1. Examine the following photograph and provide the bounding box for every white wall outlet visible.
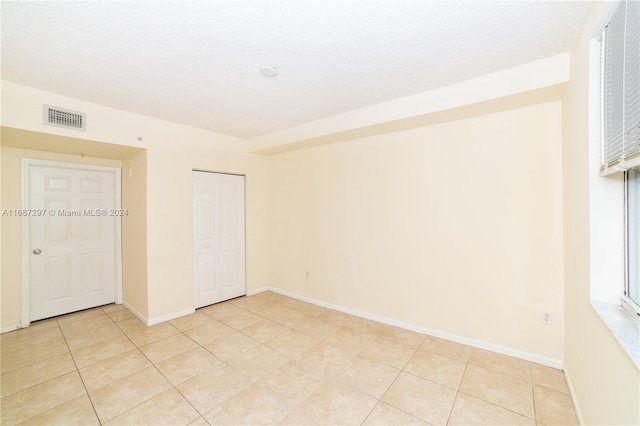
[171,227,178,238]
[329,273,336,283]
[305,270,310,279]
[541,311,553,325]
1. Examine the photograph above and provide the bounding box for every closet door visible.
[193,171,245,308]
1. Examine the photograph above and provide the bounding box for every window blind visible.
[601,0,640,176]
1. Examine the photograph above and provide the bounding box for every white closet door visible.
[193,171,245,308]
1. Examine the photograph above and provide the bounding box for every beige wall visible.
[268,101,565,362]
[562,2,640,424]
[0,82,270,326]
[0,146,121,327]
[121,150,148,318]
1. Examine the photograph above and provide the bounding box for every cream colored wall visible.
[268,101,565,361]
[121,150,148,318]
[0,146,121,327]
[1,82,270,326]
[562,2,640,424]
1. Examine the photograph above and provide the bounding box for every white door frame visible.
[21,158,123,328]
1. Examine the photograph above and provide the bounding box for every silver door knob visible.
[33,248,42,255]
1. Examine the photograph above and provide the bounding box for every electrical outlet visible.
[305,270,310,279]
[541,311,553,325]
[329,273,336,283]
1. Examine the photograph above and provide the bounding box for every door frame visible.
[192,169,247,308]
[21,158,123,327]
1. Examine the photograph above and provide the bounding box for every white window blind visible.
[601,0,640,176]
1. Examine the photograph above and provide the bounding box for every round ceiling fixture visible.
[260,65,278,77]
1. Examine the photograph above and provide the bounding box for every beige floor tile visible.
[56,307,105,325]
[0,317,59,340]
[1,337,69,373]
[469,348,532,381]
[359,337,418,369]
[203,383,289,425]
[169,312,216,332]
[227,344,290,379]
[0,352,76,398]
[219,310,264,330]
[71,334,136,369]
[272,310,313,329]
[381,371,457,425]
[0,326,63,354]
[336,355,401,399]
[420,335,473,362]
[139,333,199,363]
[79,348,151,392]
[115,317,148,335]
[200,301,243,319]
[533,384,579,425]
[328,326,378,352]
[532,364,569,394]
[104,388,200,425]
[88,366,171,423]
[291,316,341,337]
[363,401,428,425]
[380,326,426,347]
[404,349,467,390]
[59,313,113,336]
[299,379,378,425]
[265,330,321,357]
[228,295,270,310]
[65,323,123,350]
[106,308,136,323]
[0,371,86,425]
[242,319,290,342]
[258,359,327,408]
[278,410,317,425]
[202,332,260,361]
[449,393,535,425]
[459,364,534,418]
[155,346,222,385]
[126,322,180,347]
[188,417,210,425]
[295,341,357,372]
[253,291,288,303]
[177,364,252,413]
[183,321,235,345]
[101,303,126,313]
[19,394,99,426]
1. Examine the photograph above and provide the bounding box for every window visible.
[600,0,639,175]
[626,167,640,311]
[601,1,640,315]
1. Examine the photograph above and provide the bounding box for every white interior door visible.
[26,161,120,322]
[193,171,245,308]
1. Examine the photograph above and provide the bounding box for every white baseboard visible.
[147,307,195,326]
[269,287,564,369]
[247,287,269,296]
[122,301,149,325]
[122,301,195,326]
[1,324,21,334]
[563,366,584,425]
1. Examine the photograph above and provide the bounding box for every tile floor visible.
[0,291,578,425]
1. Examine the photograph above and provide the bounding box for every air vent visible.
[43,105,86,131]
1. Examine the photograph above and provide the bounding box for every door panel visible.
[193,171,245,308]
[28,163,118,321]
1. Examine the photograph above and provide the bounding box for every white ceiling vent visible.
[43,105,86,131]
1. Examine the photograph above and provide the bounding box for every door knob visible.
[33,248,42,255]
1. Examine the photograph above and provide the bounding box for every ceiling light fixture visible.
[260,66,278,77]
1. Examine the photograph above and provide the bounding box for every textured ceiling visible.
[1,1,591,139]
